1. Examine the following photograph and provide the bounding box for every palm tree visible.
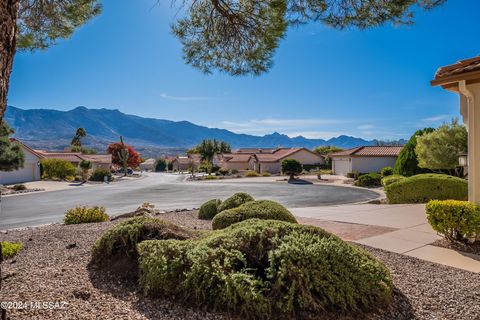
[71,128,87,147]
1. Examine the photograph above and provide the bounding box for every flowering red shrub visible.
[107,142,141,168]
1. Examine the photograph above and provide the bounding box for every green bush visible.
[244,170,260,177]
[89,168,113,182]
[385,174,467,204]
[218,168,229,176]
[394,128,434,176]
[155,159,167,172]
[204,175,218,180]
[230,169,239,174]
[426,200,480,242]
[261,172,271,177]
[381,175,405,187]
[355,173,382,187]
[1,241,23,259]
[198,199,222,220]
[64,206,110,225]
[217,192,254,212]
[41,158,77,180]
[91,217,196,276]
[380,166,394,177]
[212,200,297,230]
[138,219,392,319]
[12,184,26,191]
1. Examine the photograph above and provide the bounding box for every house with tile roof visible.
[329,146,403,176]
[0,139,43,185]
[220,148,325,174]
[35,150,112,174]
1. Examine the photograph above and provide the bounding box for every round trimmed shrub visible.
[381,174,405,187]
[89,168,113,182]
[426,200,480,242]
[217,192,254,212]
[385,174,467,204]
[198,199,222,220]
[138,219,392,319]
[64,206,109,225]
[380,166,394,177]
[212,200,297,230]
[355,173,382,187]
[1,241,23,259]
[91,217,197,276]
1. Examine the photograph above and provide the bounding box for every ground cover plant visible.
[1,241,22,259]
[138,219,392,319]
[385,174,467,204]
[91,217,197,276]
[212,200,297,230]
[64,206,110,225]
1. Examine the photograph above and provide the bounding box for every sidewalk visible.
[291,204,480,273]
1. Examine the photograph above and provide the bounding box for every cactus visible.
[118,136,130,176]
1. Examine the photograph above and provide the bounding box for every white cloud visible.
[421,114,450,122]
[357,124,374,130]
[160,92,212,101]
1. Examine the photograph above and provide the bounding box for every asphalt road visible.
[0,173,378,230]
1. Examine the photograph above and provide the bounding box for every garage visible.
[0,140,42,185]
[332,158,351,176]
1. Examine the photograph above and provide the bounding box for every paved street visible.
[0,173,378,229]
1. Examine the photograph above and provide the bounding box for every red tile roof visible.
[330,146,403,157]
[431,56,480,87]
[35,151,112,164]
[235,148,277,154]
[222,154,252,163]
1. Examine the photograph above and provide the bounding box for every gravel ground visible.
[433,238,480,256]
[1,211,480,320]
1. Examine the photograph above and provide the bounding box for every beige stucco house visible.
[35,151,112,174]
[0,139,43,185]
[330,146,403,176]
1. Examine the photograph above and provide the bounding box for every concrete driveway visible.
[0,173,378,230]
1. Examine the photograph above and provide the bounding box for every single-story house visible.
[35,151,112,173]
[220,148,325,174]
[330,146,403,176]
[0,139,43,185]
[171,156,193,172]
[139,158,156,171]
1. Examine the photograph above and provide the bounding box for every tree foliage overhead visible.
[173,0,446,75]
[394,127,434,176]
[17,0,102,50]
[416,119,467,171]
[0,121,25,172]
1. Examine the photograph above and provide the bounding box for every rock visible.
[66,243,77,249]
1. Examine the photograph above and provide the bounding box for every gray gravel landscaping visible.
[1,210,479,319]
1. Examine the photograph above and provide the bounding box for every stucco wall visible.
[351,157,397,173]
[260,162,281,174]
[0,145,41,185]
[224,161,250,171]
[284,150,325,165]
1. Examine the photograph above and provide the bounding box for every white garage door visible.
[333,159,351,176]
[0,164,37,185]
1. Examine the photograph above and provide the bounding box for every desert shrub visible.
[230,169,239,174]
[1,241,23,259]
[380,166,394,177]
[198,199,222,220]
[12,184,26,191]
[261,172,271,177]
[212,200,297,230]
[64,206,109,225]
[138,219,392,319]
[385,174,467,204]
[89,168,113,182]
[204,175,218,180]
[217,192,254,212]
[426,200,480,242]
[381,175,405,187]
[245,170,260,177]
[281,159,302,179]
[41,158,77,180]
[218,168,229,176]
[155,159,167,172]
[346,172,356,179]
[355,173,382,187]
[91,217,196,276]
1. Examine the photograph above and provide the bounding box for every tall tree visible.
[0,121,24,171]
[416,119,467,174]
[71,127,87,147]
[106,138,141,170]
[0,0,101,122]
[394,127,435,176]
[195,139,231,173]
[173,0,446,75]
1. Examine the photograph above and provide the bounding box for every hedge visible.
[355,173,382,187]
[426,200,480,242]
[381,175,405,187]
[385,174,467,204]
[198,199,222,220]
[138,219,392,319]
[212,200,297,230]
[217,192,254,212]
[91,217,197,276]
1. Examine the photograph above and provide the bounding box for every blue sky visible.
[8,0,479,140]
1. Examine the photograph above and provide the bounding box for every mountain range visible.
[4,106,404,155]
